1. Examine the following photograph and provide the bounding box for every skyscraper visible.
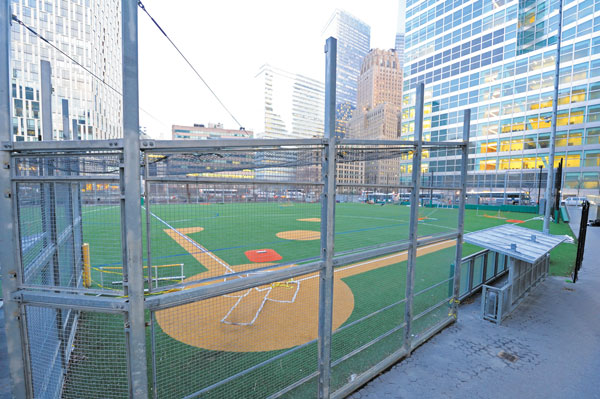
[401,0,600,199]
[348,49,403,185]
[10,0,122,141]
[251,64,324,182]
[253,64,324,139]
[322,9,371,137]
[395,0,406,68]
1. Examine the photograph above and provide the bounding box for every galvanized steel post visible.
[318,36,337,399]
[0,2,29,397]
[452,109,470,316]
[143,151,160,398]
[61,99,70,140]
[121,0,149,397]
[543,0,564,234]
[41,60,53,141]
[404,83,424,352]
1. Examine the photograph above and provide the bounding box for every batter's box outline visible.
[221,272,300,326]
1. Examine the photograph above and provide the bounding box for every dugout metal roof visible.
[464,224,567,264]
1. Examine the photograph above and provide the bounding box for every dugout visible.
[464,225,566,324]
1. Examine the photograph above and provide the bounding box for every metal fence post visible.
[452,109,470,316]
[0,2,29,397]
[404,82,424,352]
[41,61,53,141]
[143,151,160,398]
[318,36,337,399]
[543,0,564,234]
[121,0,149,397]
[61,99,70,140]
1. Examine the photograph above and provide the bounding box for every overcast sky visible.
[138,0,400,139]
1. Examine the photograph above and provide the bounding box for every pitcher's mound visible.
[245,249,282,263]
[276,230,320,241]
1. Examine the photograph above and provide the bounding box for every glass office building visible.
[395,0,407,68]
[10,0,122,141]
[322,9,371,137]
[252,64,325,140]
[400,0,600,199]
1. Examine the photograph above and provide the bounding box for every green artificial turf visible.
[8,201,579,398]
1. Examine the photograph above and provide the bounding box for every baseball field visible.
[56,200,576,398]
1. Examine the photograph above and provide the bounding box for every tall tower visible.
[10,0,122,141]
[349,49,403,186]
[356,49,403,115]
[395,0,406,68]
[253,64,324,139]
[322,9,371,138]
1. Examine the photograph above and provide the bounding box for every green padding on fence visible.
[560,207,569,223]
[464,204,539,213]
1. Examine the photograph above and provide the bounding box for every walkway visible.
[351,208,600,399]
[0,305,10,399]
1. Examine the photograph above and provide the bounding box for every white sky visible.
[138,0,400,139]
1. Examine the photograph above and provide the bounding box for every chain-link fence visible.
[1,127,478,398]
[0,16,480,395]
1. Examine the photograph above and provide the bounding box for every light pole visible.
[538,165,543,206]
[543,0,564,234]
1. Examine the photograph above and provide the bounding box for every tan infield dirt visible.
[276,230,321,241]
[156,227,456,352]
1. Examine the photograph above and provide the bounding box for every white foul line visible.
[145,207,235,274]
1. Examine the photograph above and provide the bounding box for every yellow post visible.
[82,243,91,288]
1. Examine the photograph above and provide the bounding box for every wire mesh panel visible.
[411,243,456,337]
[144,147,322,184]
[405,187,459,338]
[81,182,123,292]
[14,154,123,292]
[330,253,406,393]
[143,147,324,291]
[334,146,409,254]
[61,311,129,398]
[24,306,128,399]
[151,270,320,398]
[4,135,470,399]
[17,183,50,286]
[25,305,64,398]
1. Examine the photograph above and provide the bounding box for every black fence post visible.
[572,201,590,283]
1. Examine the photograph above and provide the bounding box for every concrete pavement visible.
[0,305,10,399]
[350,209,600,399]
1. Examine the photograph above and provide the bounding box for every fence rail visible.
[2,117,474,399]
[0,18,476,398]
